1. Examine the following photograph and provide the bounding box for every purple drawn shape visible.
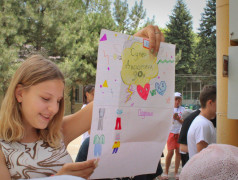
[100,34,107,41]
[158,76,160,79]
[171,56,173,58]
[100,85,102,88]
[108,67,110,71]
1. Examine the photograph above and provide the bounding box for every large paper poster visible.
[87,29,175,179]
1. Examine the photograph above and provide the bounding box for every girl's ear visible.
[15,84,24,103]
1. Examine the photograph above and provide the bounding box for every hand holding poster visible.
[87,29,175,179]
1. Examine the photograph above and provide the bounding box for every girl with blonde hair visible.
[0,55,97,179]
[0,25,164,179]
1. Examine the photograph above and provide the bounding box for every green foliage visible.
[113,0,146,34]
[0,0,148,99]
[165,0,194,75]
[0,1,26,95]
[56,0,116,87]
[195,0,216,78]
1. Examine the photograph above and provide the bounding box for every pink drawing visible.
[166,97,171,104]
[100,34,107,41]
[100,85,102,88]
[108,67,110,71]
[137,83,150,100]
[158,76,160,79]
[131,103,134,107]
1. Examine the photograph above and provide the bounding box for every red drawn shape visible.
[100,34,107,41]
[137,83,150,100]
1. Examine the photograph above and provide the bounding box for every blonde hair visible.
[0,55,65,148]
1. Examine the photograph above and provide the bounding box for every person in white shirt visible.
[187,85,216,159]
[162,92,185,180]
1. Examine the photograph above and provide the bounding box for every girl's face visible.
[16,79,64,131]
[86,90,94,103]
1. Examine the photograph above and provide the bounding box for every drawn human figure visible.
[97,108,105,130]
[93,135,105,157]
[112,141,120,154]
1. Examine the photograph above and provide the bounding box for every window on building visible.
[183,82,201,100]
[75,84,83,103]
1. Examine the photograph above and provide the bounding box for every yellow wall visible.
[216,0,238,146]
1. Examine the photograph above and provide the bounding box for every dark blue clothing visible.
[75,137,90,162]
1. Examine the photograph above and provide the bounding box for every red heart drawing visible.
[137,83,150,100]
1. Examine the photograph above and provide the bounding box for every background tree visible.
[113,0,146,34]
[165,0,194,91]
[195,0,216,78]
[0,1,26,96]
[57,0,116,112]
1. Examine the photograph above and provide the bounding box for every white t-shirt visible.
[187,115,216,159]
[170,106,185,134]
[81,104,90,144]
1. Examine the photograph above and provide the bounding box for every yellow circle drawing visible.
[121,42,158,86]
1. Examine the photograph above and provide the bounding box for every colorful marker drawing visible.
[102,80,108,88]
[120,41,158,100]
[125,85,135,103]
[87,29,176,179]
[137,83,150,100]
[112,141,120,154]
[157,59,174,64]
[155,81,167,96]
[143,39,150,49]
[115,132,121,141]
[98,108,105,130]
[93,135,105,157]
[150,89,156,96]
[117,109,123,115]
[100,34,107,41]
[115,117,121,130]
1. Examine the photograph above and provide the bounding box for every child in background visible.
[0,25,165,179]
[162,92,185,180]
[81,85,95,144]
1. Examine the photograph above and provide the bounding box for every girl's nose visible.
[48,102,59,115]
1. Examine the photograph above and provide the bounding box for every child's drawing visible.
[88,29,175,179]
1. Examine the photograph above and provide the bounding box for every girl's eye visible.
[41,97,49,101]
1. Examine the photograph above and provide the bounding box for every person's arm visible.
[55,159,97,179]
[173,113,183,124]
[134,25,165,56]
[196,140,208,153]
[0,150,11,180]
[180,144,188,153]
[62,102,93,147]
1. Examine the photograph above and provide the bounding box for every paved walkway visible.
[67,137,182,180]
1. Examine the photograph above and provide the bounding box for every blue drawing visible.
[155,81,167,96]
[117,109,123,115]
[93,135,105,157]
